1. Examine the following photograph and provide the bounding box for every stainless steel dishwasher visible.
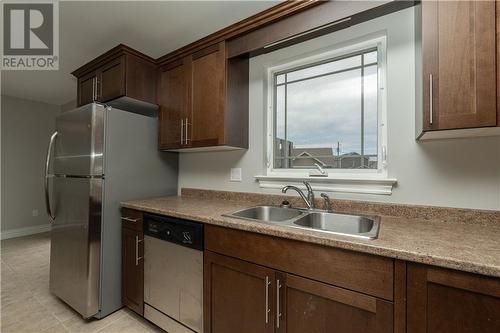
[143,213,203,333]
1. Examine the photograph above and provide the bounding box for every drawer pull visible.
[121,217,140,223]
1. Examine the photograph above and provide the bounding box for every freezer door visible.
[49,176,102,318]
[54,103,105,176]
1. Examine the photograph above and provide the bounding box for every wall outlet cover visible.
[230,168,242,182]
[32,209,39,217]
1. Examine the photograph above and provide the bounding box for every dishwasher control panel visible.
[144,213,203,251]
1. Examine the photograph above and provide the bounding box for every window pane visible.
[363,64,378,169]
[363,51,377,65]
[275,85,286,140]
[286,55,361,83]
[275,85,289,168]
[273,49,379,170]
[286,69,362,169]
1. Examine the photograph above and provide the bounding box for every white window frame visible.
[256,35,397,195]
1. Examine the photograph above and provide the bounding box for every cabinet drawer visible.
[121,208,143,231]
[205,225,394,300]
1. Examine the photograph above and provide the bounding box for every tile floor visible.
[1,232,164,333]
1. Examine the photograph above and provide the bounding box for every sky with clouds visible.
[275,59,378,157]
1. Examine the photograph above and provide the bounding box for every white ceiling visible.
[1,1,278,106]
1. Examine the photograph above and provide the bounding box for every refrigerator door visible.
[49,175,102,318]
[54,103,105,176]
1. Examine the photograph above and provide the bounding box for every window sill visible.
[254,175,397,195]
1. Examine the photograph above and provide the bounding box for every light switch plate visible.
[230,168,242,182]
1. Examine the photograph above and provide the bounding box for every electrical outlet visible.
[230,168,242,182]
[32,209,39,217]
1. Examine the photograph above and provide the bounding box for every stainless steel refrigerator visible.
[44,103,177,319]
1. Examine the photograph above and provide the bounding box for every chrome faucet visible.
[282,181,315,210]
[303,181,315,207]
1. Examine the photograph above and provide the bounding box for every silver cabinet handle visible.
[93,77,98,101]
[180,118,184,144]
[44,131,58,221]
[276,279,282,328]
[265,276,271,324]
[135,235,143,266]
[96,78,100,101]
[429,74,433,125]
[121,217,140,223]
[92,77,95,101]
[185,117,190,143]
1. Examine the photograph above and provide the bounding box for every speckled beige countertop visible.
[121,194,500,278]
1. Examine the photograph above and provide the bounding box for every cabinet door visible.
[77,71,97,106]
[190,42,225,147]
[204,251,275,333]
[277,272,392,333]
[422,0,496,131]
[158,59,189,150]
[98,56,126,102]
[407,264,500,333]
[122,226,144,315]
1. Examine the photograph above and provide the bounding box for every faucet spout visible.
[303,181,315,207]
[282,183,314,210]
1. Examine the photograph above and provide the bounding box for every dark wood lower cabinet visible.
[204,250,393,333]
[280,273,393,333]
[204,251,275,333]
[121,209,144,316]
[407,263,500,333]
[118,214,500,333]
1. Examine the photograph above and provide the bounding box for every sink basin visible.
[224,206,303,222]
[292,212,379,239]
[224,206,379,239]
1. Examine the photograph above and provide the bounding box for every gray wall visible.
[178,7,500,210]
[1,95,61,232]
[60,100,77,112]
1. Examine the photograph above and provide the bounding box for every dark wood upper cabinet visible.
[121,208,144,316]
[416,1,500,140]
[98,56,126,102]
[190,43,225,147]
[73,45,157,115]
[77,71,98,107]
[157,42,249,151]
[407,264,500,333]
[158,59,189,150]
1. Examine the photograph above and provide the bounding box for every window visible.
[268,39,386,177]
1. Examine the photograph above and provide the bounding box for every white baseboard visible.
[1,224,51,240]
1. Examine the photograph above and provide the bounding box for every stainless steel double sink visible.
[223,206,380,239]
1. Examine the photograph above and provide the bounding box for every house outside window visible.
[266,37,387,179]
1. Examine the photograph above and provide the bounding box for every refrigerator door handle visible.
[45,131,58,221]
